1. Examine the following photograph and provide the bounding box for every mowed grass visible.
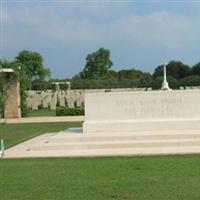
[27,109,56,117]
[1,123,200,199]
[0,122,82,148]
[1,155,200,200]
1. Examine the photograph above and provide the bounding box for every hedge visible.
[56,107,84,116]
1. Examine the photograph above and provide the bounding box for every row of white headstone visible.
[27,88,151,110]
[27,84,200,110]
[27,90,84,110]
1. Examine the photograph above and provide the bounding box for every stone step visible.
[4,128,200,158]
[58,128,200,136]
[29,138,200,151]
[5,146,200,158]
[47,133,200,143]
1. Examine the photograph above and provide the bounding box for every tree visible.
[117,68,151,80]
[16,50,51,89]
[191,62,200,76]
[180,75,200,87]
[80,48,113,79]
[0,69,4,117]
[0,60,13,117]
[153,61,190,79]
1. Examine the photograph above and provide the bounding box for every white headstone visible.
[50,93,57,110]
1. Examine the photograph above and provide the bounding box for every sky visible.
[1,0,200,78]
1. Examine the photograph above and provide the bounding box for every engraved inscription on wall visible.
[86,91,200,120]
[115,97,183,119]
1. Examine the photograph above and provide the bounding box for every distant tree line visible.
[1,48,200,93]
[71,48,200,90]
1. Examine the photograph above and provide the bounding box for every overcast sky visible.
[1,1,200,78]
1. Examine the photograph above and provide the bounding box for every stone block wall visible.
[4,77,21,118]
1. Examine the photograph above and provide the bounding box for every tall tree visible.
[16,50,51,89]
[80,48,113,79]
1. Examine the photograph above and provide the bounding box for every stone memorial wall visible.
[83,90,200,133]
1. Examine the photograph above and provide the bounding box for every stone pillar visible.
[4,76,21,118]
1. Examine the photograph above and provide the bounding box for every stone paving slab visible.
[0,116,84,124]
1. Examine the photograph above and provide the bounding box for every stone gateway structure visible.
[0,68,21,119]
[4,75,21,119]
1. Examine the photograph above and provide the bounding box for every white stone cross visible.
[161,63,172,91]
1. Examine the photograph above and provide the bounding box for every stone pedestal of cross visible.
[0,68,21,118]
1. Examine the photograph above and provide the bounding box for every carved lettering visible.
[115,97,183,117]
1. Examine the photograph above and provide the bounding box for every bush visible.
[56,107,84,116]
[71,78,153,89]
[180,75,200,87]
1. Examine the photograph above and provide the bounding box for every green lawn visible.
[0,122,82,148]
[27,109,56,117]
[1,123,200,199]
[1,155,200,200]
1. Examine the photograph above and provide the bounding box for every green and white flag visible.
[0,139,5,156]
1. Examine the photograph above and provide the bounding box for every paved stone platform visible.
[4,128,200,158]
[0,116,84,124]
